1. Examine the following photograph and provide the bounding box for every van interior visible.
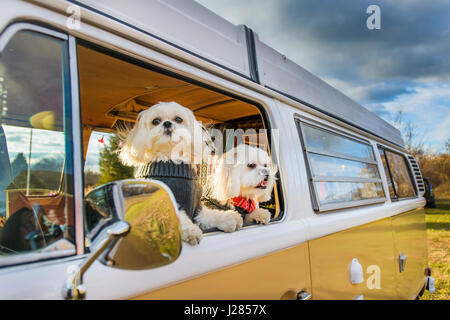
[77,43,282,230]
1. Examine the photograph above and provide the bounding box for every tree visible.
[391,108,450,198]
[11,153,28,179]
[391,108,426,156]
[84,170,99,188]
[98,135,134,185]
[32,156,63,171]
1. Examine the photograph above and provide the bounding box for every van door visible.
[295,119,398,299]
[379,148,428,299]
[0,23,85,299]
[391,209,427,299]
[308,218,398,299]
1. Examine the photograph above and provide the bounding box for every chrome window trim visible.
[0,248,76,268]
[295,118,386,213]
[315,198,386,212]
[0,23,79,267]
[68,36,85,255]
[0,22,67,52]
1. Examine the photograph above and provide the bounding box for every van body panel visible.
[309,216,398,299]
[391,207,428,299]
[131,243,311,300]
[65,0,251,78]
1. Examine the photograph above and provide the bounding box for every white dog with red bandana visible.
[200,144,277,227]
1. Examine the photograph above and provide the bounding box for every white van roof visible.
[67,0,405,147]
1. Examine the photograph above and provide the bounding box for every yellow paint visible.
[132,208,427,300]
[391,207,427,299]
[309,216,399,299]
[309,209,427,300]
[132,243,310,300]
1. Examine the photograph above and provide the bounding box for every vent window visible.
[407,155,425,196]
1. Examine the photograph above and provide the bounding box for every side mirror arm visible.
[62,221,130,300]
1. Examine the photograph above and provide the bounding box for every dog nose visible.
[163,121,172,129]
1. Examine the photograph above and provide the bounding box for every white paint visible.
[0,0,425,300]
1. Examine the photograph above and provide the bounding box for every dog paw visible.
[246,208,271,225]
[218,210,244,233]
[182,223,203,245]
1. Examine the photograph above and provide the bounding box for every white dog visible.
[202,144,277,226]
[118,101,243,245]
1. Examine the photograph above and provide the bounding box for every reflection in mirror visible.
[85,180,182,270]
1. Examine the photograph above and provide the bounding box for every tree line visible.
[393,109,449,198]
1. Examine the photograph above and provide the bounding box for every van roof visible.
[66,0,404,147]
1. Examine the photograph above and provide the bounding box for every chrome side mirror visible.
[62,179,182,300]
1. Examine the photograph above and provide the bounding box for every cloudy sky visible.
[196,0,450,152]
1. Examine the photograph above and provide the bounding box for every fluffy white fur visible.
[119,101,242,245]
[119,101,206,166]
[206,144,277,225]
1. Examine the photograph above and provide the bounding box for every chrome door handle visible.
[399,253,407,273]
[297,290,311,300]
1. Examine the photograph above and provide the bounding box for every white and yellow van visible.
[0,0,434,300]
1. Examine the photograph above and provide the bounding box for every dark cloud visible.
[363,83,417,104]
[198,0,450,104]
[275,0,450,83]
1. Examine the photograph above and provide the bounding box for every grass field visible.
[421,199,450,300]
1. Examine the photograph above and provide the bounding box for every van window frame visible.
[75,38,285,227]
[295,117,386,212]
[377,145,417,201]
[0,22,80,268]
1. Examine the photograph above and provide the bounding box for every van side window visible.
[378,147,416,200]
[0,29,75,260]
[296,121,385,212]
[78,43,282,236]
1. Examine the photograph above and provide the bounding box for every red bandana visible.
[231,197,256,213]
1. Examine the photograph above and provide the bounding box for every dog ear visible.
[190,119,212,165]
[208,152,240,203]
[118,115,153,166]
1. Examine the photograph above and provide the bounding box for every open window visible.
[77,42,282,236]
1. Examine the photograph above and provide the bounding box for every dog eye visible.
[174,116,183,124]
[152,118,161,126]
[247,163,256,169]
